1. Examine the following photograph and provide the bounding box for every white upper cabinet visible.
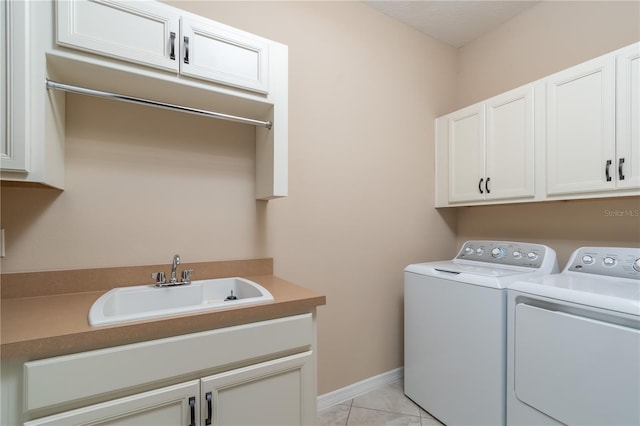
[547,43,640,196]
[436,41,639,207]
[448,103,485,203]
[2,0,288,198]
[485,85,535,200]
[546,54,616,195]
[1,0,65,189]
[56,0,270,94]
[0,0,29,173]
[56,0,180,72]
[616,43,640,189]
[181,15,269,94]
[444,84,535,205]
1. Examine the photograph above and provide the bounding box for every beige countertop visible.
[1,259,325,360]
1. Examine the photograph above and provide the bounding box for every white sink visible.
[89,277,274,327]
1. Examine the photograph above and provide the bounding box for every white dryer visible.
[404,241,558,426]
[507,246,640,426]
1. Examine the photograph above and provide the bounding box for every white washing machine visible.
[507,246,640,426]
[404,241,558,426]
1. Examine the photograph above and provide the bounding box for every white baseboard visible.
[317,367,404,411]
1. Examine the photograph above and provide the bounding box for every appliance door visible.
[404,271,506,426]
[514,303,640,426]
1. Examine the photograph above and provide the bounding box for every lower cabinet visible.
[25,351,313,426]
[202,352,313,426]
[3,313,317,426]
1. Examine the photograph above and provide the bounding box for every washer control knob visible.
[603,257,616,267]
[464,247,474,255]
[633,258,640,272]
[476,248,485,256]
[581,255,594,265]
[527,252,538,261]
[512,251,522,259]
[491,247,505,259]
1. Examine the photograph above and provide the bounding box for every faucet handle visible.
[181,269,193,284]
[152,271,166,284]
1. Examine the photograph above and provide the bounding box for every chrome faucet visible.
[170,254,180,284]
[152,254,193,287]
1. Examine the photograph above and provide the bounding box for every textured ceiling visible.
[363,1,541,48]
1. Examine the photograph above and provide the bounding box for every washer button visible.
[581,255,594,265]
[464,247,473,255]
[476,248,485,256]
[633,258,640,272]
[512,251,522,259]
[491,248,505,259]
[603,257,616,267]
[527,252,538,261]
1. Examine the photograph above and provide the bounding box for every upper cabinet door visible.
[57,0,180,72]
[616,44,640,189]
[180,16,269,94]
[485,85,535,201]
[546,55,616,195]
[1,0,29,173]
[448,104,486,203]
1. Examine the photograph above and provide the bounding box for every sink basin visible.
[89,277,274,327]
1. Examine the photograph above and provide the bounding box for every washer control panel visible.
[456,241,547,268]
[568,247,640,279]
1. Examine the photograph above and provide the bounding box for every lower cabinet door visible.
[201,351,314,426]
[25,381,200,426]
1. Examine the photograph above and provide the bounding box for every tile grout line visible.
[351,405,423,418]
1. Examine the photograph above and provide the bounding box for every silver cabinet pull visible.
[188,396,196,426]
[169,32,176,60]
[184,36,190,64]
[205,392,213,425]
[605,160,612,182]
[619,158,625,180]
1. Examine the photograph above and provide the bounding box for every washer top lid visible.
[405,259,553,289]
[409,260,530,277]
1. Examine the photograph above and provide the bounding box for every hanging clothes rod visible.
[46,80,272,130]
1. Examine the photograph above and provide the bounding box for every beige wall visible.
[454,0,640,267]
[1,1,458,395]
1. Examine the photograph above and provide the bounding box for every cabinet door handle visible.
[205,391,213,425]
[478,178,484,194]
[170,32,176,60]
[184,36,190,64]
[619,158,625,180]
[485,177,491,194]
[605,160,612,182]
[188,396,196,426]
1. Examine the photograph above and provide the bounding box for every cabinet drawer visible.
[57,0,180,72]
[24,313,313,411]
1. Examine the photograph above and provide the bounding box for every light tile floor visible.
[317,380,445,426]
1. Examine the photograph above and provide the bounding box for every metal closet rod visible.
[45,80,272,130]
